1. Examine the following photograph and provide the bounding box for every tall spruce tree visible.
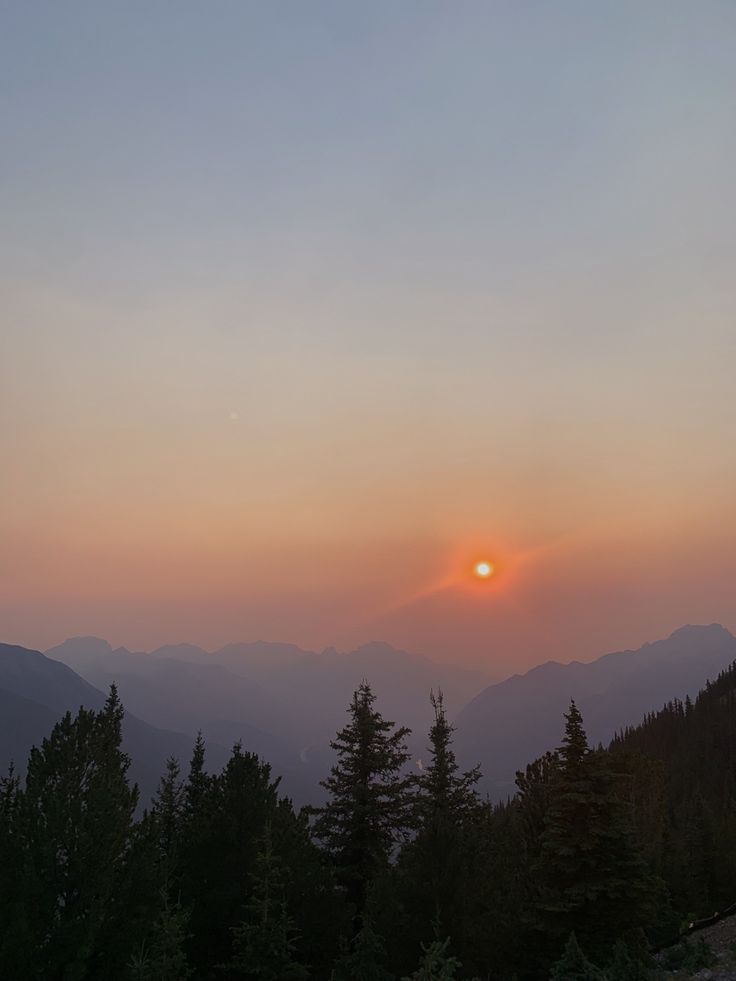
[225,822,309,981]
[152,756,186,874]
[127,757,194,981]
[402,934,462,981]
[179,741,283,973]
[332,916,393,981]
[6,686,139,980]
[312,682,414,936]
[537,702,656,962]
[395,691,480,967]
[128,892,192,981]
[549,933,604,981]
[0,766,21,969]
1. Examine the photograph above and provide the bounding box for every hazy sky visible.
[2,2,735,672]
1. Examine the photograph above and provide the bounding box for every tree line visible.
[3,664,736,980]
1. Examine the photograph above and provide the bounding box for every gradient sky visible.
[2,2,735,673]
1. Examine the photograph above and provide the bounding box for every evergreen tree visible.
[179,741,282,973]
[332,917,393,981]
[126,759,193,981]
[183,731,208,818]
[128,892,192,981]
[152,756,185,872]
[224,822,309,981]
[312,682,414,935]
[402,935,462,981]
[6,686,139,980]
[0,766,21,967]
[606,937,651,981]
[394,691,480,970]
[536,702,656,961]
[549,933,604,981]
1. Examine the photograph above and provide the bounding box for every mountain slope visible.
[0,643,229,806]
[47,636,489,765]
[455,624,736,796]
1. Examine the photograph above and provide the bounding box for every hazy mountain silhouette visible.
[46,636,490,802]
[34,625,736,805]
[0,642,229,806]
[454,623,736,797]
[47,637,291,743]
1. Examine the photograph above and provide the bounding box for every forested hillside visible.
[3,664,736,980]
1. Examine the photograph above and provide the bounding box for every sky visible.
[2,2,735,674]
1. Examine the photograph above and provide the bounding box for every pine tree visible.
[128,892,192,981]
[606,937,651,981]
[152,756,185,870]
[395,691,480,967]
[312,682,414,935]
[184,732,208,818]
[179,741,282,974]
[536,702,656,961]
[225,822,309,981]
[402,935,462,981]
[0,766,21,969]
[9,686,139,979]
[126,758,194,981]
[549,933,604,981]
[332,917,393,981]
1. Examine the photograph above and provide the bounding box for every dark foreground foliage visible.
[4,661,736,979]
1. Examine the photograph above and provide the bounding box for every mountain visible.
[46,635,490,803]
[46,637,290,741]
[455,623,736,797]
[0,643,229,806]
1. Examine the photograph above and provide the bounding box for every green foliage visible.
[533,702,657,961]
[128,892,192,981]
[605,937,651,981]
[224,822,309,980]
[1,686,140,980]
[660,935,714,972]
[392,691,481,974]
[549,933,604,980]
[402,935,462,980]
[332,918,393,981]
[311,681,414,934]
[4,666,736,980]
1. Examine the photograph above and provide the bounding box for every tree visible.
[332,917,393,981]
[395,691,480,969]
[128,892,192,981]
[536,702,656,962]
[224,822,309,981]
[8,686,140,980]
[606,938,651,981]
[549,933,604,981]
[0,766,21,968]
[402,935,462,981]
[312,682,414,936]
[179,741,283,973]
[126,758,193,981]
[152,756,185,873]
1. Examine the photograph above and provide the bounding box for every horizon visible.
[34,619,734,683]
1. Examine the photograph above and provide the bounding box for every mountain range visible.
[455,623,736,795]
[0,643,230,805]
[1,623,734,806]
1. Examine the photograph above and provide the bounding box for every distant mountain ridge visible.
[45,635,489,805]
[455,623,736,797]
[0,643,229,807]
[9,624,735,808]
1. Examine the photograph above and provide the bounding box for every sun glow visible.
[474,560,494,579]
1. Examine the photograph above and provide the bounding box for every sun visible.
[474,560,494,579]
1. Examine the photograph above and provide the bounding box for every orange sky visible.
[2,4,736,673]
